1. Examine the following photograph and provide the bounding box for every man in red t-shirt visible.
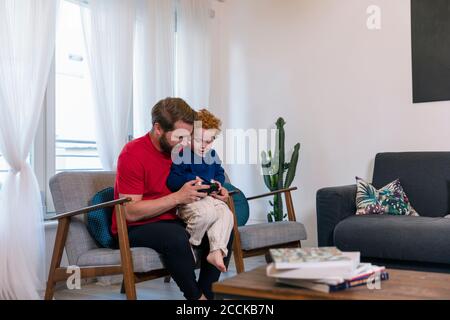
[113,98,232,300]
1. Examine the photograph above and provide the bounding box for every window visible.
[35,0,185,215]
[55,0,101,173]
[35,0,101,215]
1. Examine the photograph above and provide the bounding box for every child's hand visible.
[211,185,229,203]
[211,180,222,189]
[210,180,222,194]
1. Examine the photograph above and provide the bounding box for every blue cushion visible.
[86,187,117,249]
[223,183,249,226]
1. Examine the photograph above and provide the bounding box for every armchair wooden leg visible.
[285,191,297,222]
[116,204,137,300]
[233,244,245,274]
[264,251,273,264]
[120,280,125,294]
[227,196,246,274]
[45,218,70,300]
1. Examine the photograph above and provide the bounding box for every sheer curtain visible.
[81,0,136,170]
[134,0,176,137]
[176,0,212,109]
[0,0,58,299]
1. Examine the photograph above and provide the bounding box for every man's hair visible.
[151,98,197,132]
[197,109,222,130]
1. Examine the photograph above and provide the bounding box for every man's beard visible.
[159,134,173,155]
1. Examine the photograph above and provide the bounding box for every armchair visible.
[45,172,182,300]
[45,196,139,300]
[227,186,307,274]
[44,172,307,300]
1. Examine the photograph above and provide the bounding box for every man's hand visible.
[195,176,204,186]
[211,186,229,202]
[175,180,208,205]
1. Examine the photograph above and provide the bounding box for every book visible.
[276,270,389,293]
[267,250,360,279]
[266,259,356,280]
[311,264,386,285]
[269,247,360,270]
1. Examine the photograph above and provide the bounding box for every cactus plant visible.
[261,117,300,222]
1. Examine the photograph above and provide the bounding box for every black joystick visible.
[199,181,220,194]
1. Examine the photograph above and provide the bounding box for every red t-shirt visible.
[111,133,178,235]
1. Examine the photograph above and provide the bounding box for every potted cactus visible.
[261,117,300,222]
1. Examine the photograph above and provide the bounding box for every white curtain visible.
[176,0,212,109]
[0,0,58,299]
[134,0,176,137]
[81,0,136,170]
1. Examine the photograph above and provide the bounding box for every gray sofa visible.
[316,152,450,271]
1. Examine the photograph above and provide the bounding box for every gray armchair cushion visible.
[65,220,101,265]
[334,215,450,264]
[77,247,203,273]
[238,221,307,251]
[77,247,164,273]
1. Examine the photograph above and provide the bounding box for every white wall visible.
[210,0,450,247]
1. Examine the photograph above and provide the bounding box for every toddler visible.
[167,109,234,272]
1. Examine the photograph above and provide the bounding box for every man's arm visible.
[120,180,208,222]
[119,193,178,222]
[166,162,197,192]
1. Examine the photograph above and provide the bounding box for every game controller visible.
[199,181,220,194]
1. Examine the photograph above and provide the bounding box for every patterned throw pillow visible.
[355,177,419,216]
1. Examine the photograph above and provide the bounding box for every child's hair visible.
[196,109,222,130]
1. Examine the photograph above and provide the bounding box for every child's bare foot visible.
[207,250,226,272]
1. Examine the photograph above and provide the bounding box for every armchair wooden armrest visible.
[246,187,298,222]
[246,187,298,201]
[49,197,132,221]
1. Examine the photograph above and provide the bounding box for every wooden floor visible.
[52,256,267,300]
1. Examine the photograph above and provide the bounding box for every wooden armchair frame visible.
[227,187,301,274]
[45,186,300,300]
[44,197,172,300]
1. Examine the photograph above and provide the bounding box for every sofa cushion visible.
[355,177,418,216]
[372,153,450,217]
[238,221,307,251]
[334,215,450,264]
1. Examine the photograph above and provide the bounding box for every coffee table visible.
[213,266,450,300]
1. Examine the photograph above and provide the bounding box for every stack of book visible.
[266,247,389,293]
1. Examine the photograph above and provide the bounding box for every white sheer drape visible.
[175,0,212,109]
[81,0,136,170]
[133,0,176,137]
[0,0,58,299]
